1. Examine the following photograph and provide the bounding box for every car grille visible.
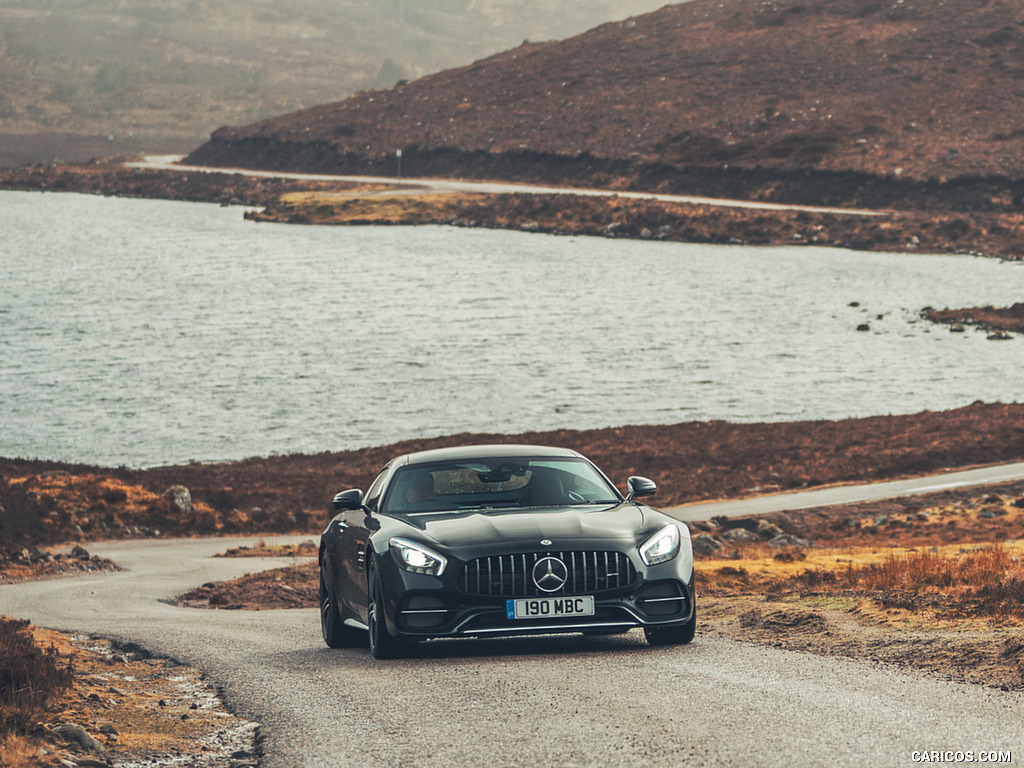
[460,551,637,597]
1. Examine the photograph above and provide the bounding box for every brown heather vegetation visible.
[0,618,73,739]
[4,402,1024,561]
[702,542,1024,620]
[248,187,1024,260]
[925,303,1024,335]
[0,620,256,768]
[189,0,1024,211]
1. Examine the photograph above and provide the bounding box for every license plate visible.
[506,596,595,620]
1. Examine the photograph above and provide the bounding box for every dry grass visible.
[0,619,257,768]
[0,618,73,738]
[215,538,318,558]
[699,541,1024,622]
[851,545,1016,591]
[255,190,477,224]
[0,734,38,768]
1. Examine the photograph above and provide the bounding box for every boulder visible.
[692,534,724,556]
[756,520,785,539]
[768,533,814,548]
[52,723,104,752]
[713,516,757,531]
[722,527,759,543]
[164,485,192,513]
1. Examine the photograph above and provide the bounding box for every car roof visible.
[392,444,584,467]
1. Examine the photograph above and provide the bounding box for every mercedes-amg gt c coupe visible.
[319,444,695,658]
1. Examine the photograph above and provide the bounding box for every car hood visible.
[393,503,653,551]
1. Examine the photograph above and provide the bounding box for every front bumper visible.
[389,577,694,640]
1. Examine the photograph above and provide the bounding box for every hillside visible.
[0,0,671,167]
[186,0,1024,208]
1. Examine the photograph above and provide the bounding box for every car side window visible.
[364,469,389,513]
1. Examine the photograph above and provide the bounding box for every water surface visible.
[2,191,1022,467]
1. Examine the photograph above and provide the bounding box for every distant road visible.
[128,154,888,218]
[666,461,1024,521]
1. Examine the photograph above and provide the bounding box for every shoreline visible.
[4,402,1024,553]
[1,158,1023,267]
[4,158,1024,336]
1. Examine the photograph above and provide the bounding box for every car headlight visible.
[389,537,448,576]
[639,524,681,566]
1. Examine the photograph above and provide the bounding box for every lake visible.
[2,190,1022,467]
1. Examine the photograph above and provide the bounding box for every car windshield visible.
[380,456,621,515]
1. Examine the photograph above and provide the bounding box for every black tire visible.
[644,606,697,647]
[320,564,363,648]
[367,567,406,660]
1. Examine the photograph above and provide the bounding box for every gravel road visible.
[666,461,1024,521]
[3,535,1022,768]
[130,155,885,216]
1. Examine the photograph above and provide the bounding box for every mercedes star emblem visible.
[540,539,552,546]
[532,556,569,593]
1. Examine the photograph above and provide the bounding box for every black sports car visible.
[319,444,695,658]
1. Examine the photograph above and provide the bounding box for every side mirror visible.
[332,489,365,511]
[626,476,657,501]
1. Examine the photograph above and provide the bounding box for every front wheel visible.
[644,607,696,647]
[320,565,363,648]
[367,567,407,660]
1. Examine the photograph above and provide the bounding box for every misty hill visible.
[0,0,671,167]
[186,0,1024,208]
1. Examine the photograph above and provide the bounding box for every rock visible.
[768,533,814,548]
[856,323,871,331]
[70,545,91,561]
[978,509,996,519]
[713,516,757,531]
[756,520,785,539]
[52,723,104,752]
[692,534,723,556]
[723,527,759,542]
[164,485,192,513]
